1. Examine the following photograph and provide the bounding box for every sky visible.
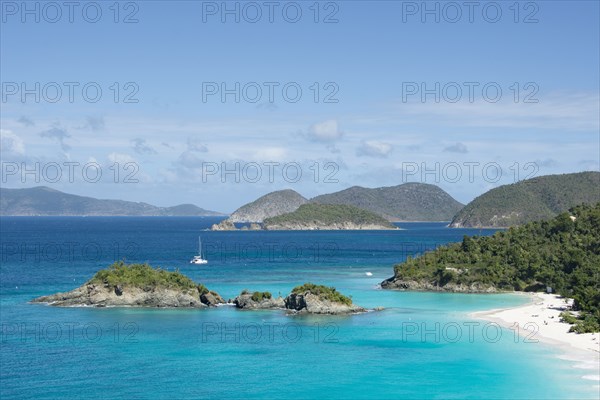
[1,0,599,213]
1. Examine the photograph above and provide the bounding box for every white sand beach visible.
[472,293,600,384]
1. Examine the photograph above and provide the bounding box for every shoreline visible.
[471,292,599,385]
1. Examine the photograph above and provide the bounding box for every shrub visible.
[561,313,600,333]
[250,291,272,302]
[291,283,352,306]
[559,311,578,325]
[569,315,600,334]
[90,261,202,291]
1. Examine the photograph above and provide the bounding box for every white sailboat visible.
[190,237,208,264]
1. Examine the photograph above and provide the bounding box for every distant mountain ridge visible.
[228,189,308,222]
[311,183,464,221]
[0,187,224,216]
[449,171,600,228]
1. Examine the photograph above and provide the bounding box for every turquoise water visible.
[0,217,596,399]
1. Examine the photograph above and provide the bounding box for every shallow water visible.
[1,217,596,399]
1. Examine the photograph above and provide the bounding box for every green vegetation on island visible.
[33,262,223,308]
[312,182,464,221]
[263,203,396,229]
[250,291,272,302]
[226,183,464,224]
[91,261,205,291]
[450,171,600,228]
[291,283,353,306]
[234,284,364,313]
[384,202,600,332]
[558,311,599,334]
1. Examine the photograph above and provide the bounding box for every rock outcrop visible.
[233,285,366,314]
[211,219,237,231]
[263,221,395,230]
[284,292,365,314]
[380,277,498,293]
[31,283,224,308]
[240,223,262,231]
[200,291,226,306]
[233,292,285,310]
[212,220,264,231]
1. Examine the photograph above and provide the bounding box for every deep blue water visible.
[0,217,596,399]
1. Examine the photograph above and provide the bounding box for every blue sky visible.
[1,0,599,212]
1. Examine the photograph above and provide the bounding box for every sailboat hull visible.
[190,237,208,264]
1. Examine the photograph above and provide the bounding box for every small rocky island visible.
[211,219,261,231]
[233,283,366,314]
[263,204,397,230]
[212,204,397,231]
[31,262,225,308]
[31,264,366,314]
[233,290,285,309]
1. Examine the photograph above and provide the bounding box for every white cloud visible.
[253,147,288,161]
[356,140,393,158]
[306,119,343,142]
[108,152,136,164]
[535,158,559,168]
[0,129,25,155]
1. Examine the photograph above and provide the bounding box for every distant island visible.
[450,171,600,228]
[32,262,225,308]
[263,203,397,230]
[9,172,599,226]
[0,186,224,216]
[214,183,463,230]
[214,172,599,230]
[212,203,397,230]
[382,202,600,333]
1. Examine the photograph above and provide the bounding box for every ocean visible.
[0,217,596,399]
